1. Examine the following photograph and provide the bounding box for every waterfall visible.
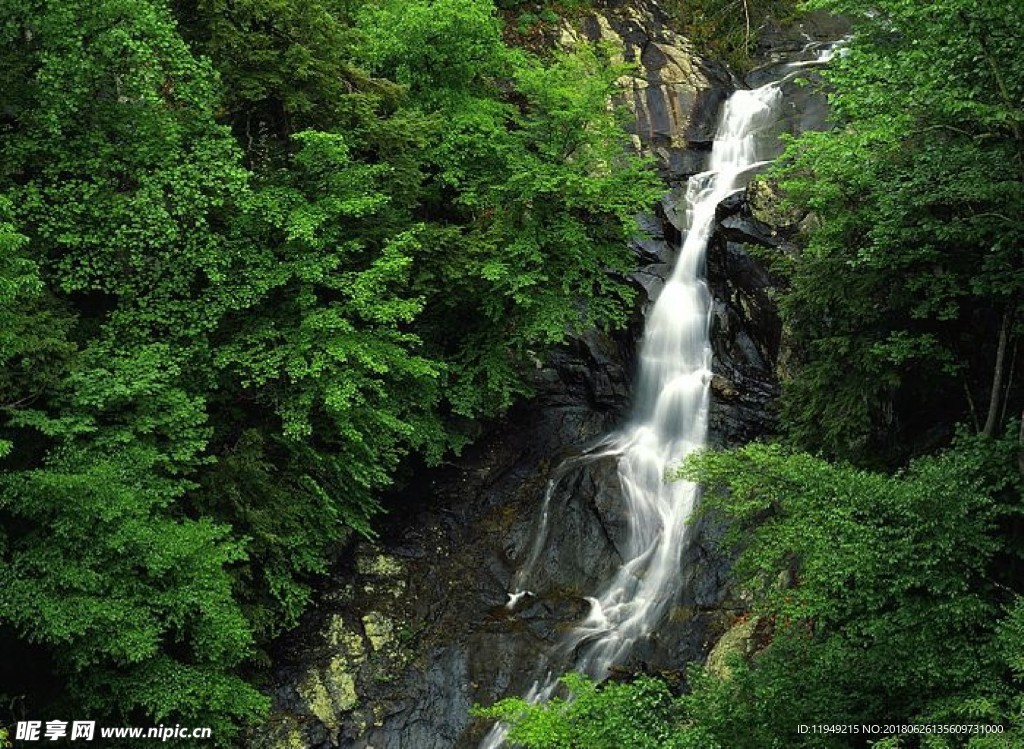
[481,73,804,749]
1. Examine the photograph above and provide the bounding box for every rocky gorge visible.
[251,4,849,747]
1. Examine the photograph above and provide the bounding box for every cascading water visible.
[481,53,834,747]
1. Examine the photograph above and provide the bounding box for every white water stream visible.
[481,56,832,747]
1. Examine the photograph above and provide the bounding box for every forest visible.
[0,0,1021,746]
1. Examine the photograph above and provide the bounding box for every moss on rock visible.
[706,616,758,679]
[748,178,804,230]
[297,656,360,732]
[362,611,396,653]
[355,551,404,578]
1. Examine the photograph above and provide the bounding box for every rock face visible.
[251,6,835,749]
[563,0,736,181]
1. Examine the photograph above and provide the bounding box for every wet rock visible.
[753,10,852,65]
[711,373,739,399]
[744,12,851,149]
[631,261,671,301]
[717,190,784,247]
[660,185,690,234]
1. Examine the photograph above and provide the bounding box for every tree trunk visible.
[1018,410,1024,476]
[983,304,1015,437]
[1000,339,1018,426]
[963,377,981,432]
[742,0,751,51]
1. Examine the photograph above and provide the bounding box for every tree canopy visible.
[770,0,1024,463]
[0,0,660,740]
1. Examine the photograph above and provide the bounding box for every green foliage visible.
[431,45,659,414]
[768,0,1024,462]
[358,0,515,100]
[0,198,73,457]
[677,435,1023,743]
[0,0,267,738]
[169,0,375,142]
[351,3,661,415]
[0,0,661,738]
[474,673,702,749]
[494,0,592,12]
[198,127,447,637]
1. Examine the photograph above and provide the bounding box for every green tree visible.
[0,0,268,738]
[196,129,447,637]
[185,0,662,634]
[764,0,1024,463]
[1,0,663,737]
[676,436,1024,747]
[356,0,661,413]
[169,0,384,155]
[0,198,72,455]
[474,673,704,749]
